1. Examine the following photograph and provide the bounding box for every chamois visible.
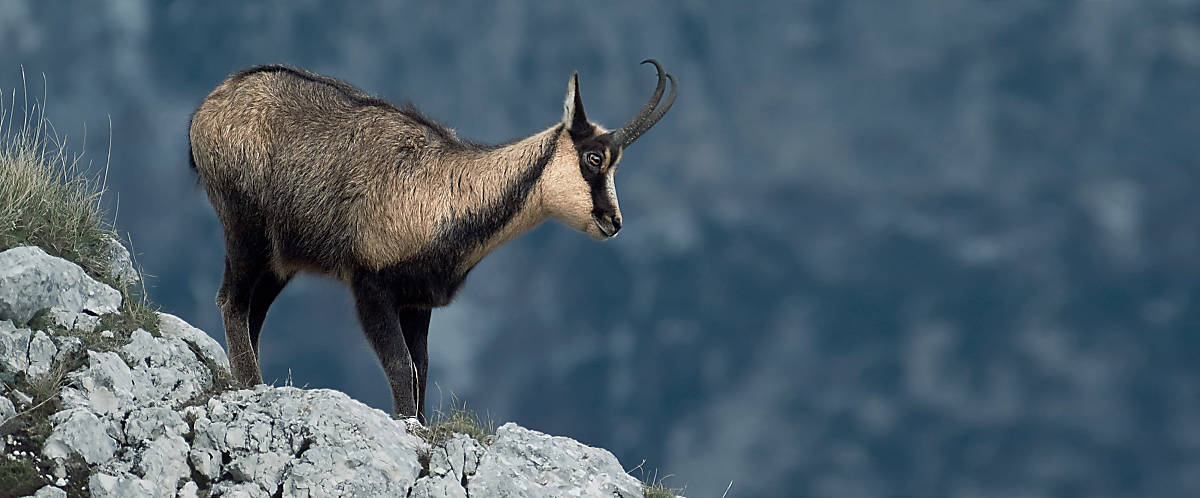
[189,60,676,422]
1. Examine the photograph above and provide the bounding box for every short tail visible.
[187,112,206,191]
[187,111,198,172]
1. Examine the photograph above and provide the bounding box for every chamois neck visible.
[437,124,562,269]
[460,126,559,177]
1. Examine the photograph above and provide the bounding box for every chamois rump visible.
[189,60,676,421]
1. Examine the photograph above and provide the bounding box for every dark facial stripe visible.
[582,157,614,216]
[569,131,622,216]
[587,174,613,216]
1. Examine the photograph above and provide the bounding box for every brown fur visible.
[189,63,672,420]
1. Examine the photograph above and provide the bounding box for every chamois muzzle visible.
[610,59,678,148]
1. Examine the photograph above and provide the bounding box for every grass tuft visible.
[0,72,113,280]
[643,478,682,498]
[411,400,496,447]
[628,461,684,498]
[0,456,43,497]
[0,72,162,498]
[0,70,156,336]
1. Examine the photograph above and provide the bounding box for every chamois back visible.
[189,65,491,280]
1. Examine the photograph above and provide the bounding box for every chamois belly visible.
[373,251,474,308]
[267,219,470,308]
[264,202,356,277]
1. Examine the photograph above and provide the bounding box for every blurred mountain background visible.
[3,1,1199,496]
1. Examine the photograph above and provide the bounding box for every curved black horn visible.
[611,59,677,147]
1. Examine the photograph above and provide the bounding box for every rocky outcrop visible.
[0,245,650,497]
[0,246,122,325]
[101,236,139,287]
[470,424,645,497]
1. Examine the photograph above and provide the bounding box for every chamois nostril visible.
[610,215,622,231]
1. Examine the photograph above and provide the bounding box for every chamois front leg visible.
[352,274,419,419]
[398,308,431,424]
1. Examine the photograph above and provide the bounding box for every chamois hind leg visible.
[217,234,270,387]
[398,308,431,423]
[247,272,292,359]
[352,274,418,419]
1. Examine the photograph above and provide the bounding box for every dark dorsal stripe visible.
[234,64,491,152]
[433,126,561,258]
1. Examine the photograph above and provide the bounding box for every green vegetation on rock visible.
[412,401,496,448]
[0,78,170,497]
[0,77,158,335]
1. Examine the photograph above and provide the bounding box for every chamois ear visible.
[563,71,590,139]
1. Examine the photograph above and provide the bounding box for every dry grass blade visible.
[413,399,496,447]
[628,460,683,498]
[0,69,159,332]
[0,76,110,274]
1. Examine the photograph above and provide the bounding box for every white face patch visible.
[539,134,596,233]
[545,104,627,240]
[600,170,619,213]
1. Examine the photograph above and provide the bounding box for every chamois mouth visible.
[592,214,619,238]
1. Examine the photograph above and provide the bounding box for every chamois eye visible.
[585,152,603,168]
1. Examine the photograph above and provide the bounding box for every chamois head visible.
[545,60,677,240]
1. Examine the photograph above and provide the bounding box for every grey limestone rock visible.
[10,388,32,405]
[410,473,469,498]
[0,320,31,382]
[177,481,200,498]
[188,446,221,482]
[409,434,483,498]
[82,407,193,496]
[0,394,15,451]
[88,471,157,498]
[208,481,272,498]
[60,350,135,416]
[130,434,191,496]
[469,423,645,498]
[2,256,654,497]
[156,312,229,370]
[0,394,15,426]
[51,336,82,366]
[0,246,121,325]
[102,236,139,287]
[190,386,427,497]
[123,406,188,443]
[31,485,68,498]
[430,434,485,484]
[48,307,101,332]
[43,408,118,465]
[227,453,289,492]
[27,331,58,379]
[121,329,213,408]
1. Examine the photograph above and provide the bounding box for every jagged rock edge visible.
[1,246,650,497]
